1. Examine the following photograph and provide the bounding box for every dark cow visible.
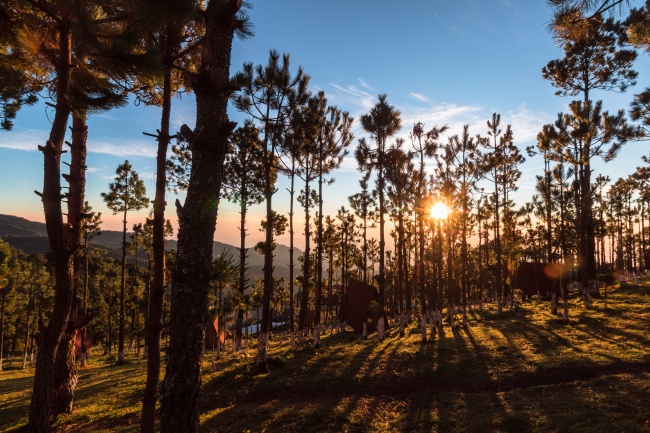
[345,278,380,334]
[515,262,568,298]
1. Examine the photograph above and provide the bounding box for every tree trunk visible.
[80,249,89,366]
[581,160,597,297]
[378,164,386,316]
[107,285,112,355]
[288,164,295,337]
[299,181,311,336]
[494,173,502,315]
[259,112,274,372]
[27,22,75,433]
[447,222,454,328]
[159,2,240,431]
[141,22,177,433]
[315,170,324,348]
[51,330,77,417]
[21,288,32,370]
[235,193,247,351]
[0,292,6,371]
[50,112,88,418]
[418,212,427,344]
[118,204,128,363]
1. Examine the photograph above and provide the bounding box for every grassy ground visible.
[1,283,649,433]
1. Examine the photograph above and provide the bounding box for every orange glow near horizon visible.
[430,202,450,220]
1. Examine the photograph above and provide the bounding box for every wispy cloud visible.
[90,138,157,158]
[358,79,374,91]
[0,129,47,151]
[399,102,484,137]
[0,128,158,158]
[328,83,376,114]
[409,92,429,102]
[325,80,552,175]
[506,104,547,144]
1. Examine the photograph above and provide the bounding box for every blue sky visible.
[1,0,649,247]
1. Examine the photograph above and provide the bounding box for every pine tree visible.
[312,92,353,347]
[356,94,401,340]
[234,49,309,371]
[101,161,149,363]
[409,122,446,342]
[222,122,266,350]
[543,10,638,291]
[439,125,486,325]
[348,176,378,285]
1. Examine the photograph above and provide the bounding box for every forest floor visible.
[1,282,649,433]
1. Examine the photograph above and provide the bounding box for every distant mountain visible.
[0,214,48,237]
[0,214,301,281]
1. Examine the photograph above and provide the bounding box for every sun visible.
[430,202,450,220]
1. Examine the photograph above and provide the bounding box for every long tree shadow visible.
[200,330,398,432]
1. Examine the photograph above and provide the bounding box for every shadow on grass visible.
[2,284,648,433]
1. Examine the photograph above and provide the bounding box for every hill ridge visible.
[0,214,300,281]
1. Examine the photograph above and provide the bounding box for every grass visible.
[1,283,649,432]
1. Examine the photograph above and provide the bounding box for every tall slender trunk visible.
[545,154,553,300]
[0,291,6,371]
[160,2,240,431]
[418,209,426,343]
[327,249,333,324]
[259,95,274,372]
[378,161,386,326]
[436,221,444,325]
[118,206,127,363]
[397,210,404,314]
[141,22,177,433]
[461,201,468,324]
[363,213,368,284]
[478,209,483,309]
[51,113,88,417]
[21,286,32,369]
[315,169,324,347]
[107,285,113,355]
[299,180,311,334]
[446,221,454,326]
[641,200,646,273]
[235,191,247,351]
[288,160,295,335]
[494,171,502,314]
[581,159,597,294]
[27,22,74,433]
[80,243,89,366]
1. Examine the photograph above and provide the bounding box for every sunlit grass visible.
[1,282,649,432]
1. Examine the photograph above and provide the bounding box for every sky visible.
[1,0,650,249]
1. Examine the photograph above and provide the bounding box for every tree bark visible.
[27,21,74,433]
[50,113,88,419]
[141,21,177,433]
[299,180,311,335]
[315,168,324,348]
[51,330,77,417]
[0,291,6,371]
[21,286,32,370]
[80,248,89,366]
[159,2,240,431]
[378,162,386,318]
[235,189,247,351]
[118,206,127,363]
[288,163,295,337]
